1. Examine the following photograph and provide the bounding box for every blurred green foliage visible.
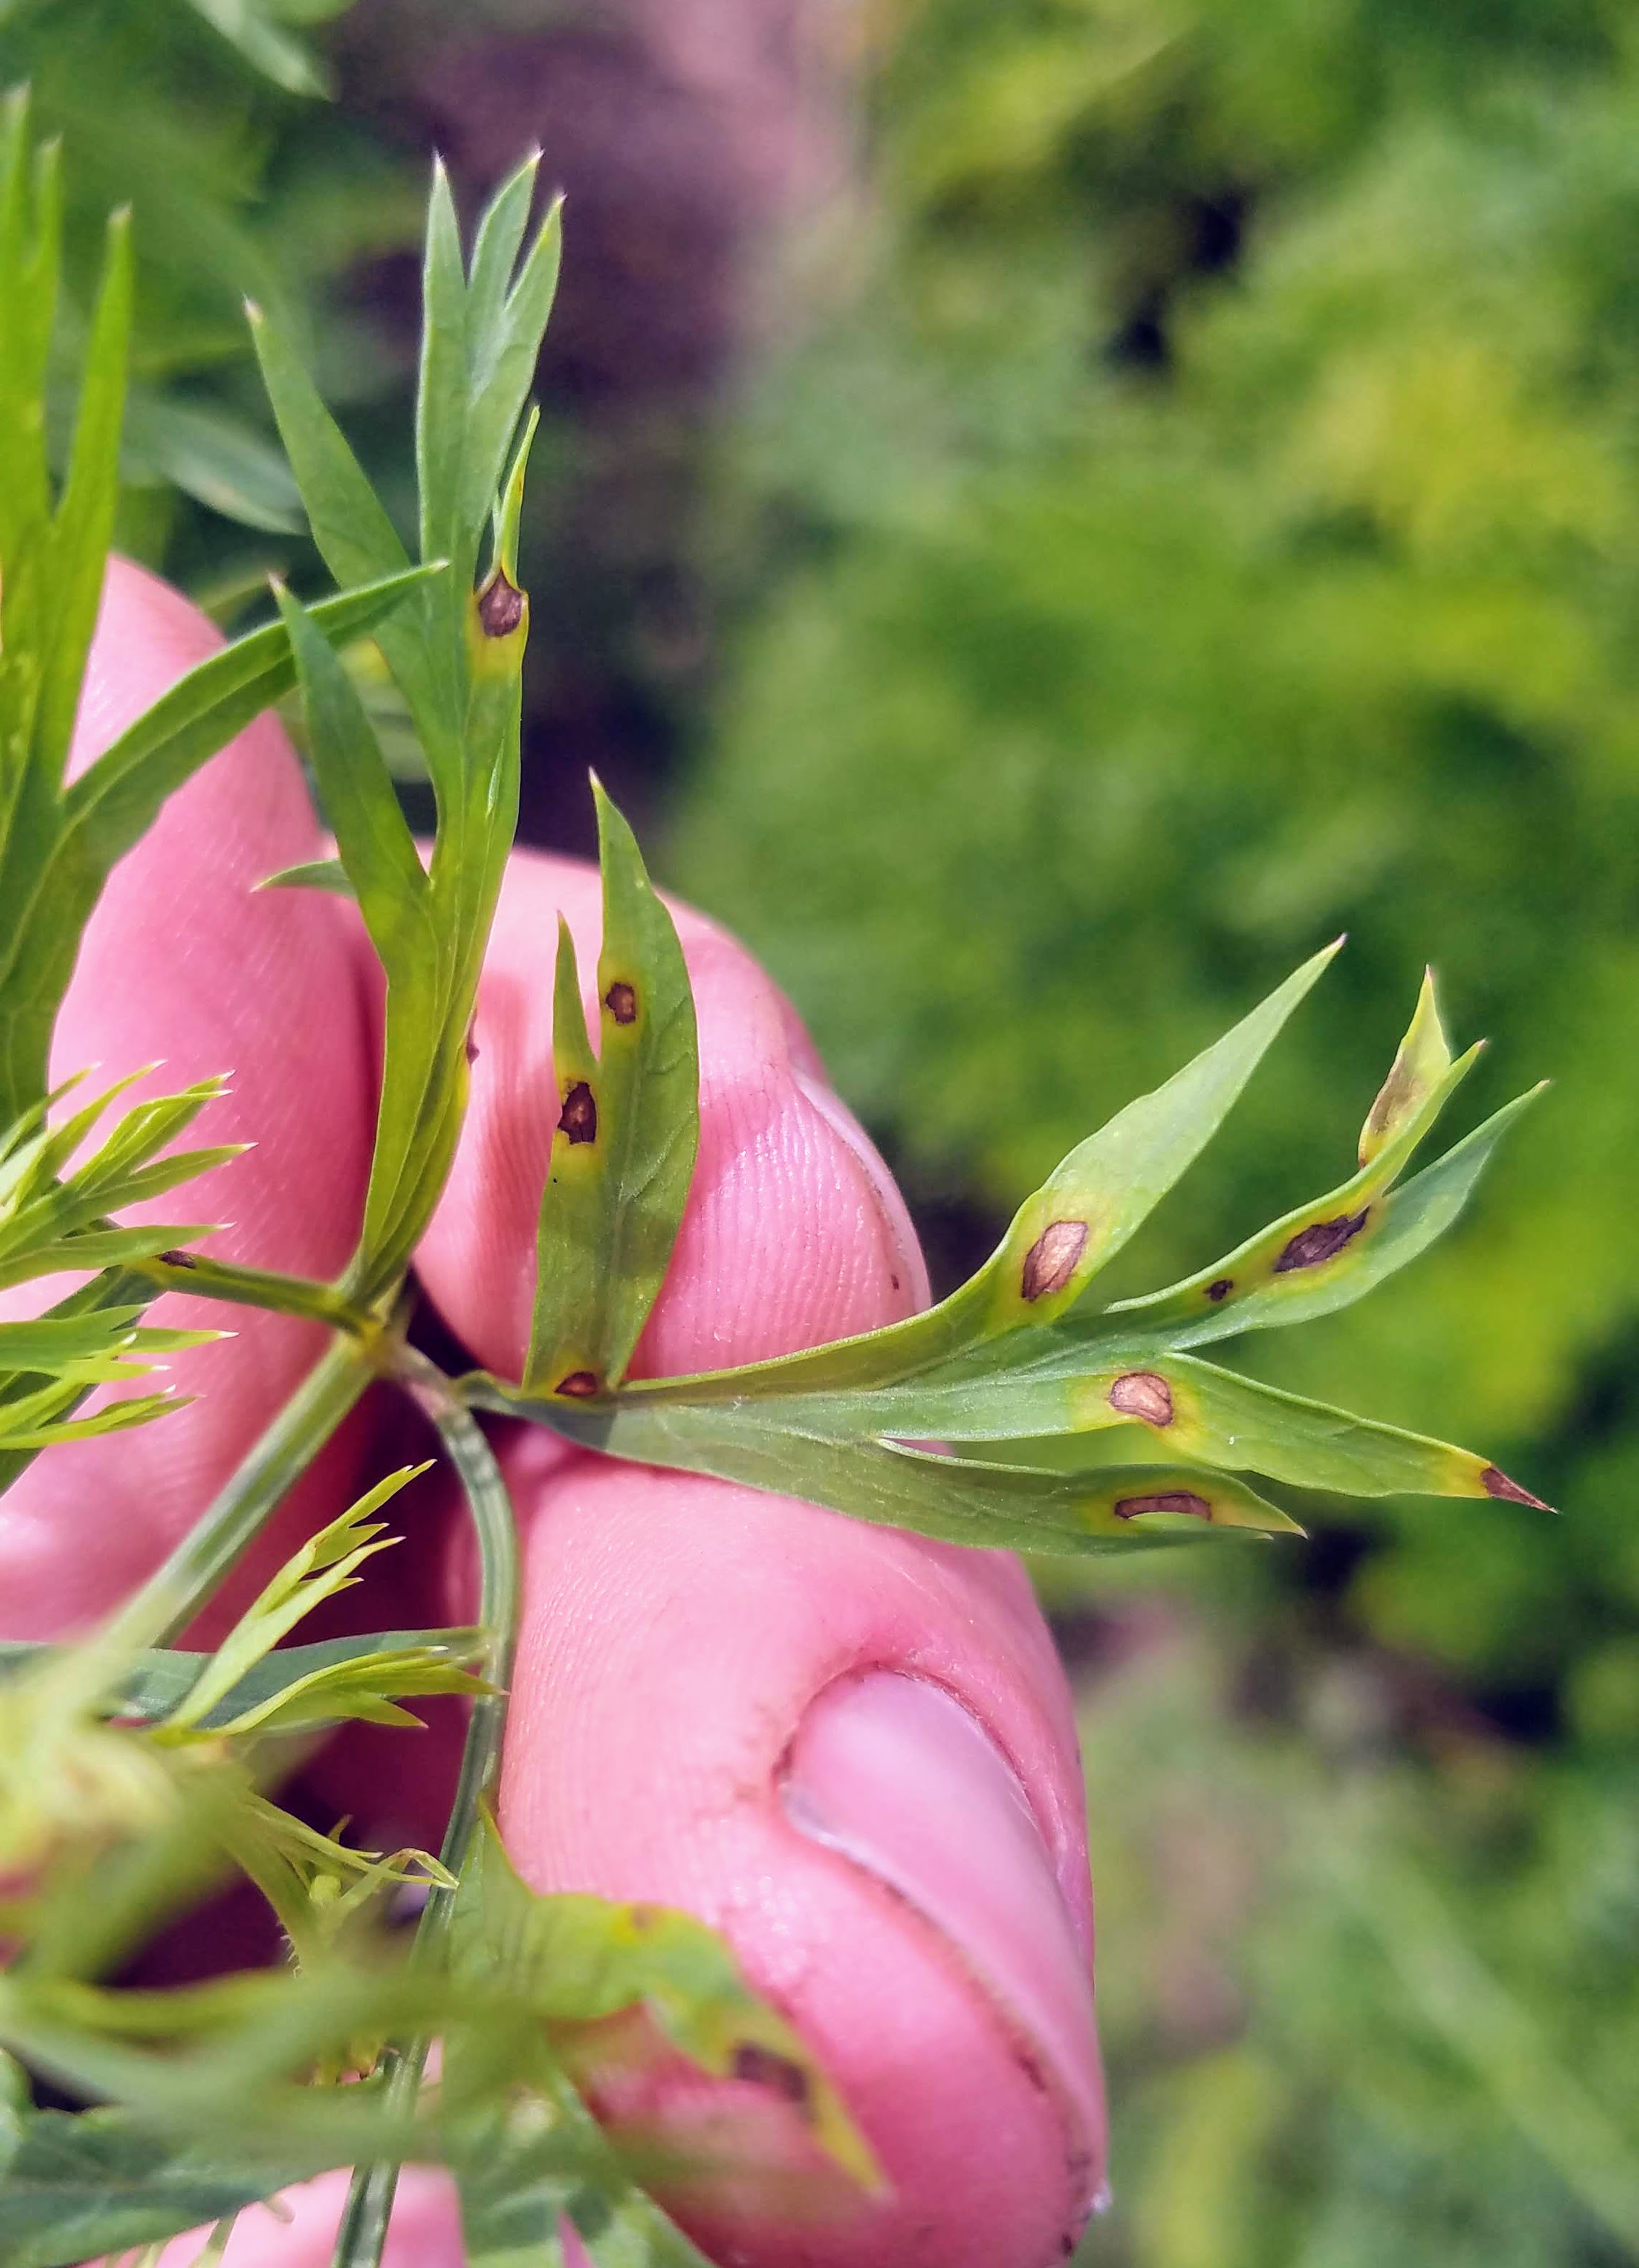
[671,0,1639,2256]
[0,0,418,582]
[676,0,1639,1681]
[1073,1613,1639,2266]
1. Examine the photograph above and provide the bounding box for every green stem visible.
[103,1335,376,1655]
[330,1346,519,2268]
[134,1252,376,1338]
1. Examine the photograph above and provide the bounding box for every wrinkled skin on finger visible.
[36,560,1104,2268]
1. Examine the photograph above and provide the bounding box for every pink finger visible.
[132,2166,498,2268]
[0,559,377,1641]
[420,853,1106,2264]
[498,1444,1105,2268]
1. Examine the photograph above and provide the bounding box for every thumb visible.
[419,849,1106,2267]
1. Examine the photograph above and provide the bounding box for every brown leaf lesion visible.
[1114,1488,1211,1521]
[558,1080,598,1145]
[476,568,525,638]
[1109,1371,1174,1427]
[1021,1220,1088,1301]
[1273,1208,1369,1273]
[731,2042,812,2115]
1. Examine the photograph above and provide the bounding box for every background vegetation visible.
[8,0,1636,2259]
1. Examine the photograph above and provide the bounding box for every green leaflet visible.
[257,162,559,1300]
[58,569,436,879]
[123,387,306,535]
[980,940,1345,1332]
[0,1281,189,1500]
[0,101,58,564]
[156,1466,432,1733]
[957,1357,1534,1502]
[534,939,1341,1415]
[275,582,448,1289]
[486,963,1549,1552]
[524,783,700,1398]
[1357,966,1451,1165]
[0,1073,242,1484]
[0,1381,192,1452]
[478,1378,1299,1551]
[0,1310,215,1385]
[207,1646,492,1741]
[0,1962,450,2150]
[583,1353,1526,1506]
[1140,1086,1547,1353]
[259,856,356,897]
[451,2046,713,2268]
[0,101,1570,2268]
[35,204,130,796]
[0,2112,320,2268]
[248,303,449,758]
[1101,987,1485,1343]
[181,0,335,98]
[251,152,559,795]
[218,1798,452,1972]
[0,1627,489,1728]
[0,1950,450,2262]
[0,1072,238,1293]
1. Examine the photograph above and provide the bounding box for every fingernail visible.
[781,1672,1104,2198]
[789,1067,930,1312]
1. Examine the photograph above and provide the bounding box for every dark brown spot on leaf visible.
[1206,1277,1233,1302]
[555,1371,601,1399]
[1108,1371,1174,1427]
[158,1249,197,1269]
[604,980,637,1025]
[559,1080,597,1144]
[476,569,525,638]
[731,2043,811,2113]
[1481,1465,1552,1512]
[1021,1219,1088,1301]
[1114,1489,1213,1521]
[465,1030,480,1066]
[1273,1209,1369,1273]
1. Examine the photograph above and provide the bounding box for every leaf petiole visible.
[132,1252,379,1340]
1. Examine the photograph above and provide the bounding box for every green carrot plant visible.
[0,92,1552,2268]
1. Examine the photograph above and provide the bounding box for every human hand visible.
[1,558,1105,2268]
